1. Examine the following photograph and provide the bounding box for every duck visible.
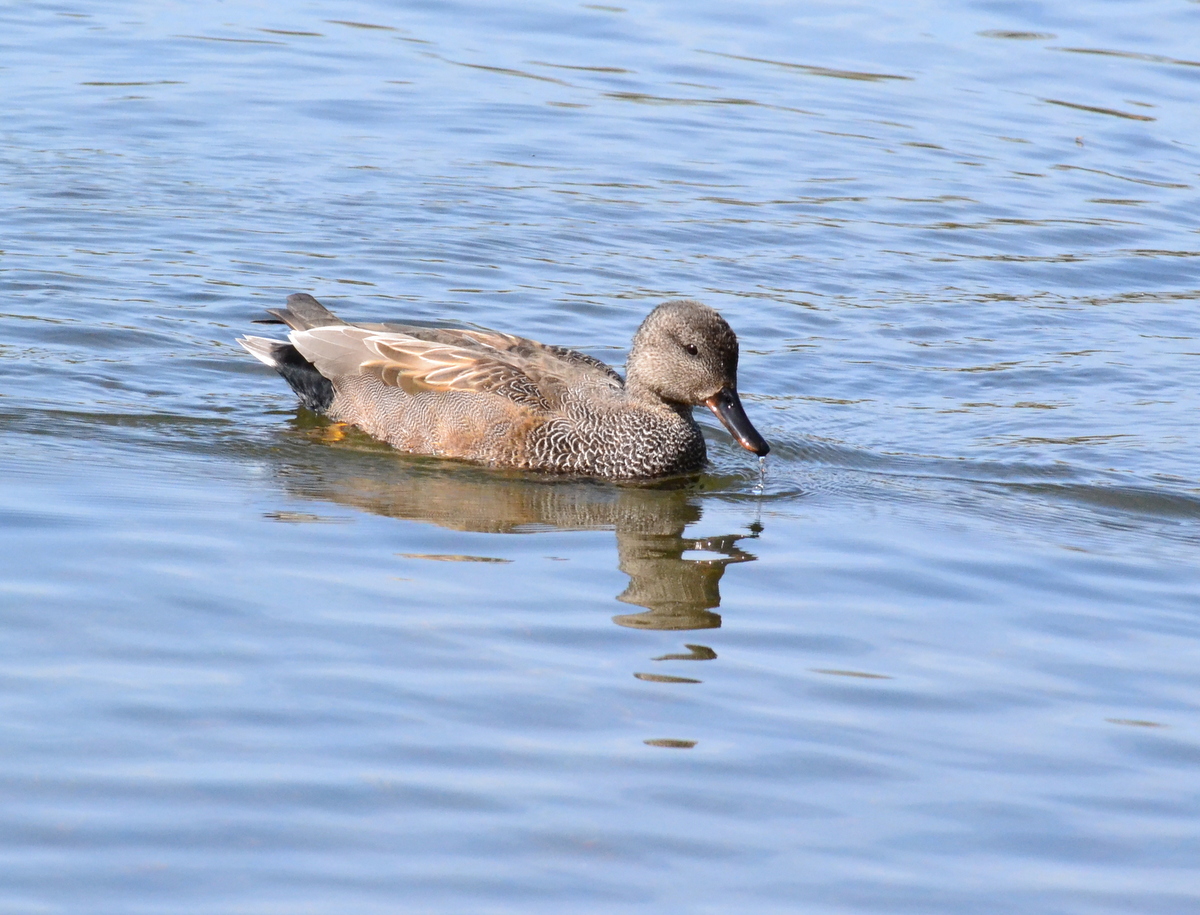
[239,293,769,479]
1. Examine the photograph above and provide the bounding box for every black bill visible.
[705,387,770,456]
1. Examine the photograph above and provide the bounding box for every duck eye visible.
[684,343,699,356]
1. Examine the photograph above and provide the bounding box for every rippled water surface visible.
[4,1,1200,912]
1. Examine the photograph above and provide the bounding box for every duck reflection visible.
[271,422,758,633]
[612,527,755,631]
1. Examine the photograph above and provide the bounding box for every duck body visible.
[239,294,768,480]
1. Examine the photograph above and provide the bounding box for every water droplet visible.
[754,455,767,495]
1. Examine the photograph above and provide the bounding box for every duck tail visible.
[251,293,347,331]
[238,335,335,413]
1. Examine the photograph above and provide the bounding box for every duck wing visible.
[290,325,555,410]
[372,326,624,388]
[258,293,624,389]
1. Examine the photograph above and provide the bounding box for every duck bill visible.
[705,387,770,456]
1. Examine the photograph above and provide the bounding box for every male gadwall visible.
[239,293,769,479]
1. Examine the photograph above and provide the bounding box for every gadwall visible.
[239,293,769,479]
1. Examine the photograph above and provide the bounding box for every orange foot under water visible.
[312,422,352,443]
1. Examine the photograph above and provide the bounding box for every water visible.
[2,1,1200,911]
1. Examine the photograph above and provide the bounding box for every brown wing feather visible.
[290,327,551,410]
[261,294,623,389]
[364,352,549,409]
[290,322,623,413]
[453,330,624,385]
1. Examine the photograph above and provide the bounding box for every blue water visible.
[2,1,1200,912]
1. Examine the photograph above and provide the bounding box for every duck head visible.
[626,300,770,457]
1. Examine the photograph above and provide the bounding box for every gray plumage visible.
[239,293,769,479]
